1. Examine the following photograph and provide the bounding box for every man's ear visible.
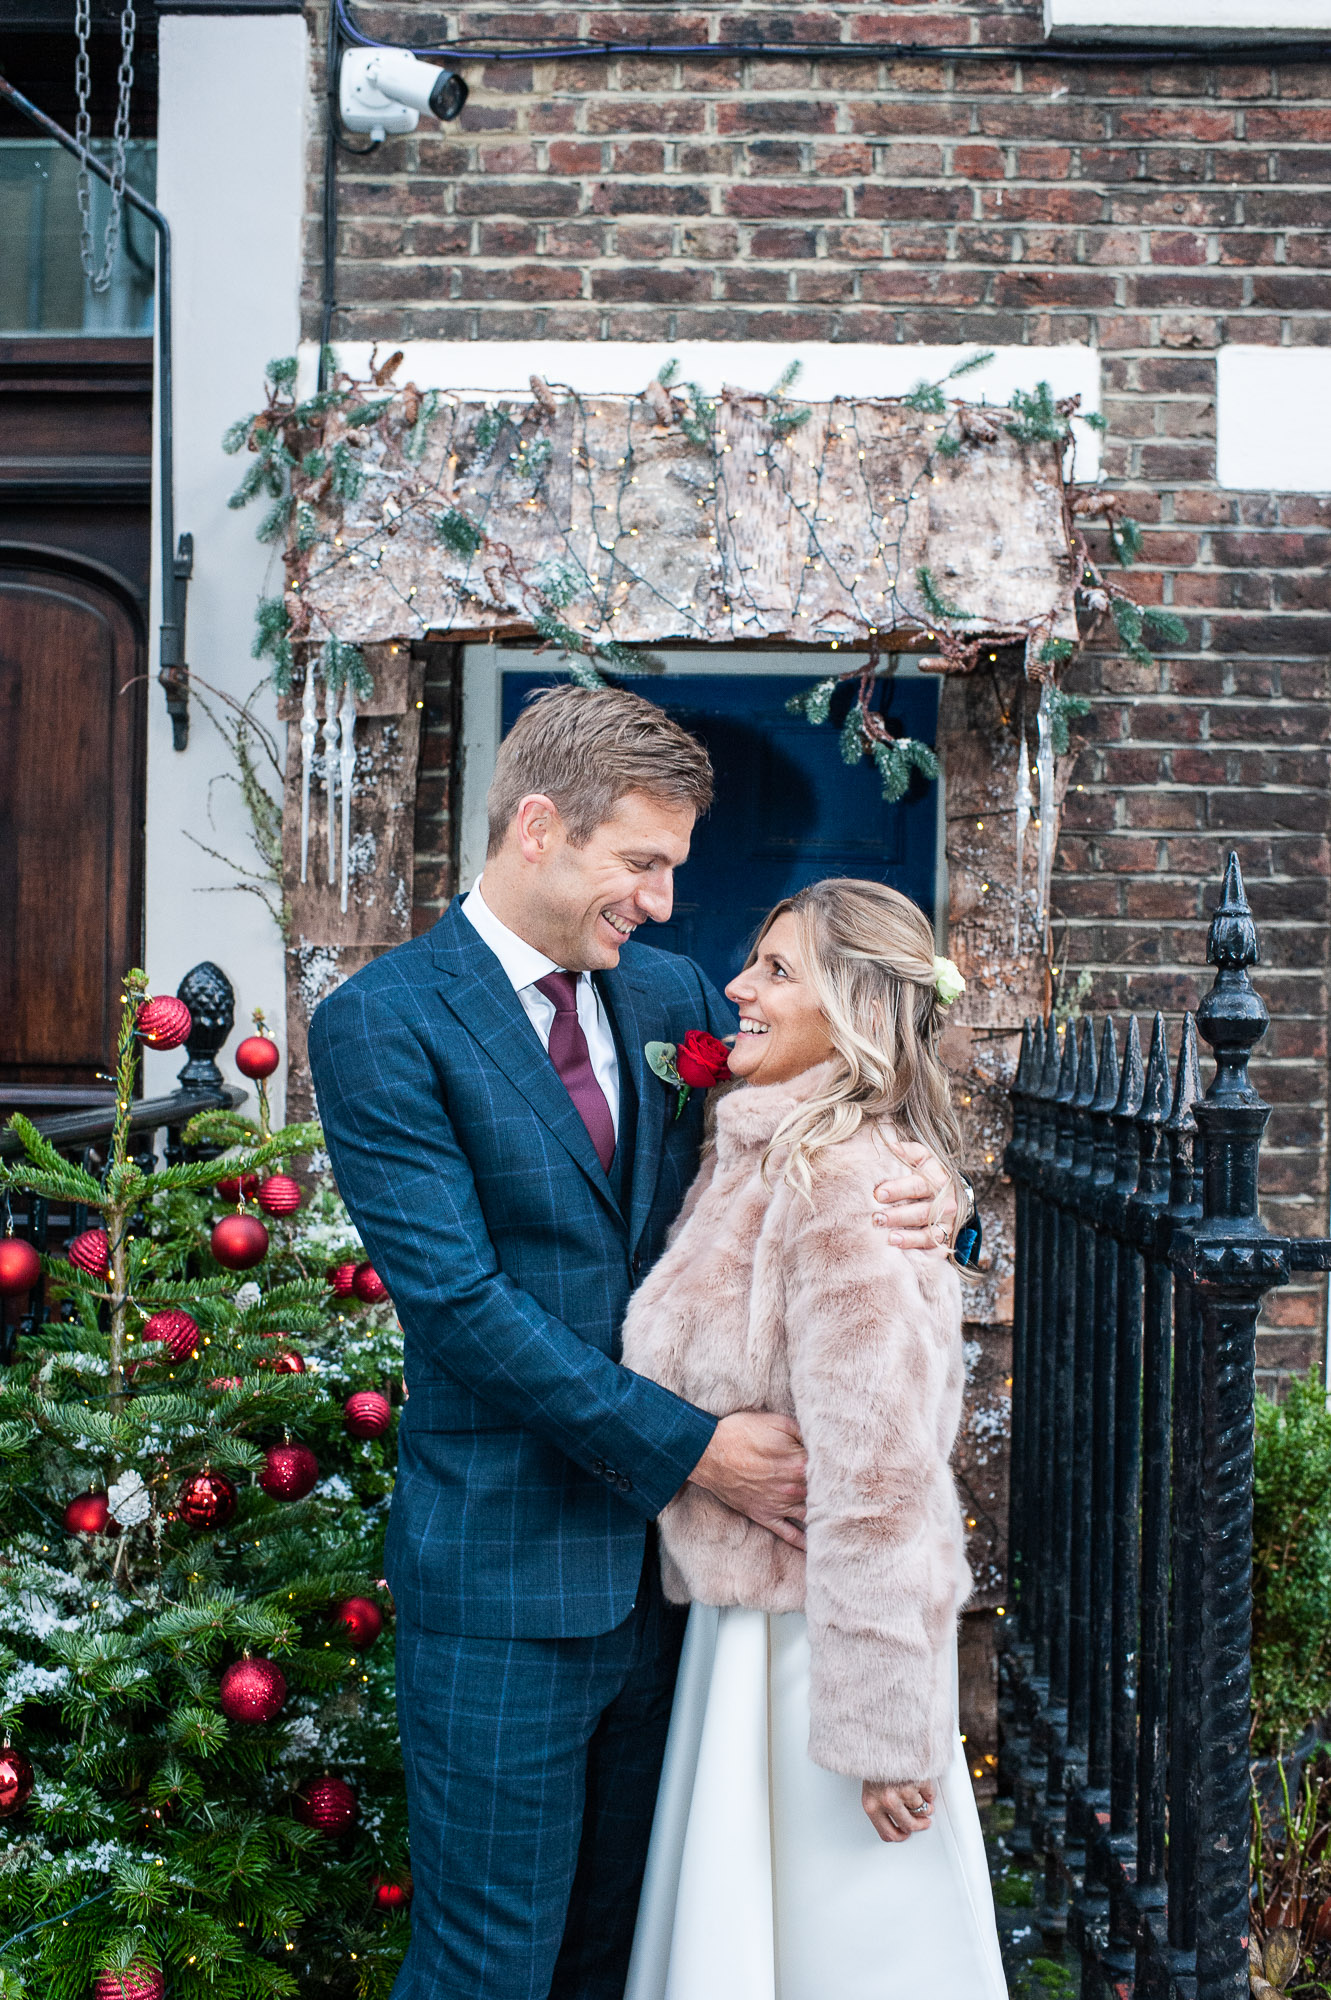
[513,793,563,862]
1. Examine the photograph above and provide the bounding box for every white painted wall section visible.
[1217,347,1331,494]
[146,13,309,1111]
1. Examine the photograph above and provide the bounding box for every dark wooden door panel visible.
[0,556,145,1084]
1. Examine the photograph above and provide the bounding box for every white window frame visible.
[1045,0,1331,40]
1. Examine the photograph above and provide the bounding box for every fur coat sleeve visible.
[784,1128,971,1785]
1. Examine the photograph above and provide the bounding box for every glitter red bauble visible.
[336,1597,383,1648]
[136,995,192,1050]
[176,1469,238,1529]
[372,1872,411,1910]
[257,1174,302,1217]
[0,1238,41,1296]
[327,1261,358,1297]
[269,1349,306,1375]
[211,1213,269,1270]
[235,1034,280,1079]
[141,1308,200,1362]
[92,1965,165,2000]
[295,1774,358,1835]
[260,1442,319,1501]
[64,1491,115,1536]
[67,1228,110,1279]
[0,1745,34,1817]
[219,1655,287,1724]
[344,1391,391,1440]
[352,1262,389,1304]
[216,1172,259,1202]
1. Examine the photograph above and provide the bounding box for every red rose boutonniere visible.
[645,1030,732,1119]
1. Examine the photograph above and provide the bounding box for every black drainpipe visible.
[0,73,193,750]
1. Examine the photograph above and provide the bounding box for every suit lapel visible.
[597,960,669,1258]
[429,903,620,1211]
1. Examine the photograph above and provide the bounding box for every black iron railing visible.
[0,963,245,1360]
[1002,854,1331,2000]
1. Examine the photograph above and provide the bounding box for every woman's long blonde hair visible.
[752,878,965,1210]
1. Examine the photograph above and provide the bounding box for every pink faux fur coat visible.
[621,1062,971,1785]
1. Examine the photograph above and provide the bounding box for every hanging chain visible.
[75,0,137,294]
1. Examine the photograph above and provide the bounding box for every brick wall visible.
[305,0,1331,1377]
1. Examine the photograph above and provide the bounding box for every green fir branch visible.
[915,566,971,624]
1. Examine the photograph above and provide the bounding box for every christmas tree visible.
[0,971,408,1999]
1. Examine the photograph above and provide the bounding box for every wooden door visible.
[0,550,145,1093]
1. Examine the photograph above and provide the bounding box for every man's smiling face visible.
[512,788,697,972]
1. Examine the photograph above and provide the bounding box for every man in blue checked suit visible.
[310,685,955,1999]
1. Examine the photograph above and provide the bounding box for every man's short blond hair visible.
[486,683,714,853]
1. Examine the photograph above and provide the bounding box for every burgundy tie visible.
[534,970,617,1173]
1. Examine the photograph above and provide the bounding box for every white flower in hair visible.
[932,955,965,1006]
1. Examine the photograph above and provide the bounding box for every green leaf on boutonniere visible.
[645,1041,682,1088]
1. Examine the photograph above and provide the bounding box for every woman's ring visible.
[931,1222,948,1245]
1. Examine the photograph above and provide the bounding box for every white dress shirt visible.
[461,878,621,1138]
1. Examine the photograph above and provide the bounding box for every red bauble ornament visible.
[235,1034,280,1079]
[211,1213,269,1270]
[0,1744,34,1817]
[295,1774,358,1835]
[67,1228,110,1279]
[344,1391,391,1440]
[337,1596,383,1648]
[141,1308,200,1362]
[92,1965,165,2000]
[257,1174,302,1217]
[219,1654,287,1724]
[208,1375,242,1392]
[136,995,192,1051]
[0,1238,41,1297]
[260,1442,319,1501]
[267,1349,306,1375]
[327,1261,358,1298]
[352,1262,389,1305]
[64,1491,115,1536]
[216,1172,259,1202]
[372,1872,412,1910]
[176,1469,238,1529]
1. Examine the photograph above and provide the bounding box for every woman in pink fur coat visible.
[622,878,1007,2000]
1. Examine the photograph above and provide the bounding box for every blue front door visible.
[500,670,939,995]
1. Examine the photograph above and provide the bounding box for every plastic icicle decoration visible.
[322,673,340,887]
[337,682,357,915]
[298,668,317,885]
[1034,683,1057,947]
[1013,730,1032,956]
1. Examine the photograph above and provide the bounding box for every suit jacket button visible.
[591,1458,606,1476]
[632,1251,643,1274]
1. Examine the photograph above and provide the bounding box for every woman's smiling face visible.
[724,911,836,1086]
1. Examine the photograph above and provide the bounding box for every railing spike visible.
[1043,1016,1065,1100]
[1115,1014,1145,1121]
[1029,1017,1046,1095]
[1058,1016,1081,1102]
[1092,1016,1120,1115]
[1166,1013,1203,1137]
[1140,1011,1171,1126]
[1015,1018,1034,1095]
[1206,849,1260,971]
[1074,1016,1099,1108]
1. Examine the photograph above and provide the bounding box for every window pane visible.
[0,140,156,335]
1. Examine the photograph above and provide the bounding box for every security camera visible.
[339,49,468,139]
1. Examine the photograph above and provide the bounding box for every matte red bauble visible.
[0,1744,34,1817]
[257,1173,302,1217]
[216,1172,259,1202]
[336,1596,384,1648]
[372,1872,411,1910]
[344,1391,391,1440]
[269,1349,306,1375]
[92,1965,165,2000]
[327,1261,358,1297]
[67,1228,110,1279]
[141,1308,200,1362]
[219,1654,287,1724]
[352,1262,389,1304]
[0,1238,41,1297]
[136,995,192,1050]
[211,1213,269,1270]
[64,1491,115,1536]
[235,1034,281,1079]
[260,1443,319,1501]
[295,1774,358,1835]
[176,1469,238,1529]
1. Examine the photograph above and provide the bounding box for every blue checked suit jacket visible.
[308,899,735,1639]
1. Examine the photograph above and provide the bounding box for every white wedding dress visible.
[626,1604,1008,2000]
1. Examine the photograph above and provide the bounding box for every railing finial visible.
[1206,850,1259,972]
[1092,1016,1120,1116]
[1115,1014,1144,1122]
[175,962,236,1095]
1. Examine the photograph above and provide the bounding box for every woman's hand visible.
[872,1141,959,1252]
[861,1778,936,1842]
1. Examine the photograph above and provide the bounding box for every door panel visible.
[500,671,938,995]
[0,557,145,1085]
